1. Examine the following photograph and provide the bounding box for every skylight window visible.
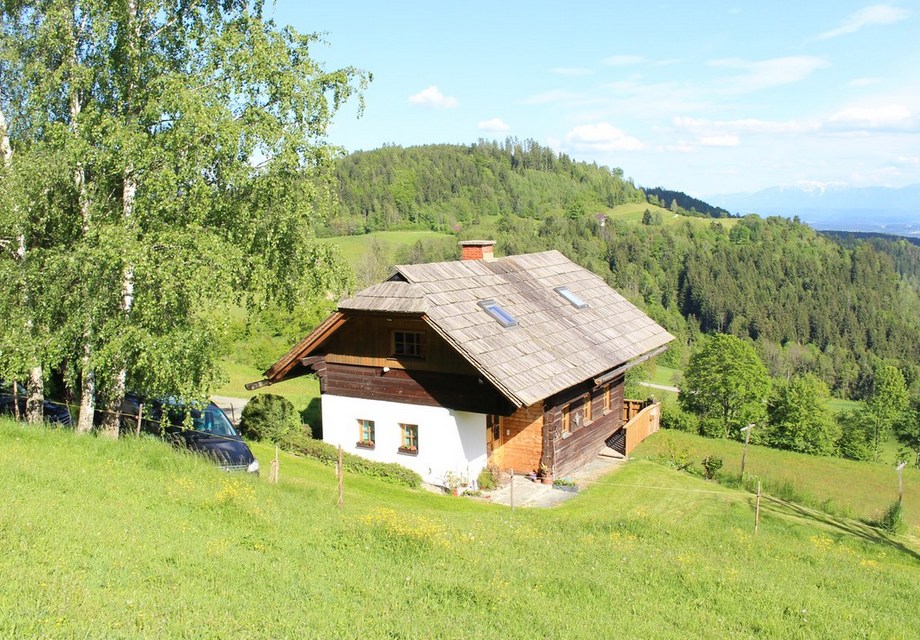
[555,286,588,309]
[479,300,518,327]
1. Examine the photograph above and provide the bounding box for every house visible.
[252,241,674,488]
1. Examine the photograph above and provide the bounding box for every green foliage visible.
[680,334,771,438]
[701,455,723,480]
[767,374,839,455]
[894,398,920,467]
[238,394,310,450]
[0,1,366,423]
[836,409,874,461]
[330,140,644,234]
[292,438,422,488]
[477,467,497,491]
[874,499,906,534]
[863,364,909,460]
[660,403,699,433]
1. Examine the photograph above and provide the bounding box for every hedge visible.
[292,438,422,489]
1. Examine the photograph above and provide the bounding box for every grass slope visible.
[633,429,920,530]
[1,420,918,639]
[318,230,456,270]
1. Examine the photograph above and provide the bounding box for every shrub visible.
[874,499,906,534]
[477,467,497,491]
[292,438,422,488]
[660,404,699,433]
[238,394,311,450]
[702,455,723,480]
[656,438,692,471]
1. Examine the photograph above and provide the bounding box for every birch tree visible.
[1,1,365,434]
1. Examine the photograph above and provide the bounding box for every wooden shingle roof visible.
[338,250,674,407]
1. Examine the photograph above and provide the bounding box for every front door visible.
[486,414,502,467]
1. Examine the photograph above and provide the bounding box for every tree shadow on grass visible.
[760,495,920,563]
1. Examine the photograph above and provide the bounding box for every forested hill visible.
[643,187,732,218]
[493,213,920,399]
[327,140,646,235]
[820,230,920,292]
[325,144,920,400]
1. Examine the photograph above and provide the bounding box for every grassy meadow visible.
[632,429,920,529]
[1,418,918,639]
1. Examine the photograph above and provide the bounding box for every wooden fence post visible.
[754,481,762,534]
[135,402,144,436]
[269,445,279,484]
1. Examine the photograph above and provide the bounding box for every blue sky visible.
[270,1,919,198]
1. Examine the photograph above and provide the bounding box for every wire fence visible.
[0,391,247,445]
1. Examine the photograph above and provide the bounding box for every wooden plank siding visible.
[321,314,481,376]
[317,362,510,415]
[623,402,661,457]
[544,375,625,477]
[494,402,545,475]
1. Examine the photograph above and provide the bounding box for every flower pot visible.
[541,473,554,485]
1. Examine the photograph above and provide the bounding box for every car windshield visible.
[166,403,237,437]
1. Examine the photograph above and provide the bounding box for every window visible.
[555,286,588,309]
[393,330,425,358]
[603,385,611,412]
[399,423,418,454]
[583,393,592,423]
[357,419,375,448]
[561,405,570,436]
[479,300,518,327]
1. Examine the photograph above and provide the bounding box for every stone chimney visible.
[459,240,496,261]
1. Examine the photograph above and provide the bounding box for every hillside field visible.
[1,419,918,639]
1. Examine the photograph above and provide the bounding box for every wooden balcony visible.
[620,399,661,457]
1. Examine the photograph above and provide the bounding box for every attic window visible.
[479,300,518,327]
[555,286,588,309]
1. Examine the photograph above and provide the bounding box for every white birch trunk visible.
[26,367,44,424]
[76,343,95,433]
[99,169,136,438]
[69,46,97,432]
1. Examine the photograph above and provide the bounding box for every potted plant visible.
[444,471,466,496]
[539,462,554,485]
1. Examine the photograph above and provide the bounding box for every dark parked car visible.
[119,394,259,474]
[0,381,73,426]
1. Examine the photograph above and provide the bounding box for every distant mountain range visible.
[708,183,920,237]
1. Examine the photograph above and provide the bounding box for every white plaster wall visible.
[321,394,487,488]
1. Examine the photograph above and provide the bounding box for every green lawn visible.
[1,419,918,638]
[318,230,456,270]
[632,429,920,529]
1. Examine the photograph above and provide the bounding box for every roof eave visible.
[420,314,528,409]
[256,311,347,386]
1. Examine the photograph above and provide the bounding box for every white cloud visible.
[563,122,644,151]
[708,56,827,93]
[603,55,644,67]
[674,116,818,135]
[699,135,740,147]
[827,104,915,130]
[551,67,593,76]
[816,4,910,40]
[478,117,510,133]
[408,85,458,108]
